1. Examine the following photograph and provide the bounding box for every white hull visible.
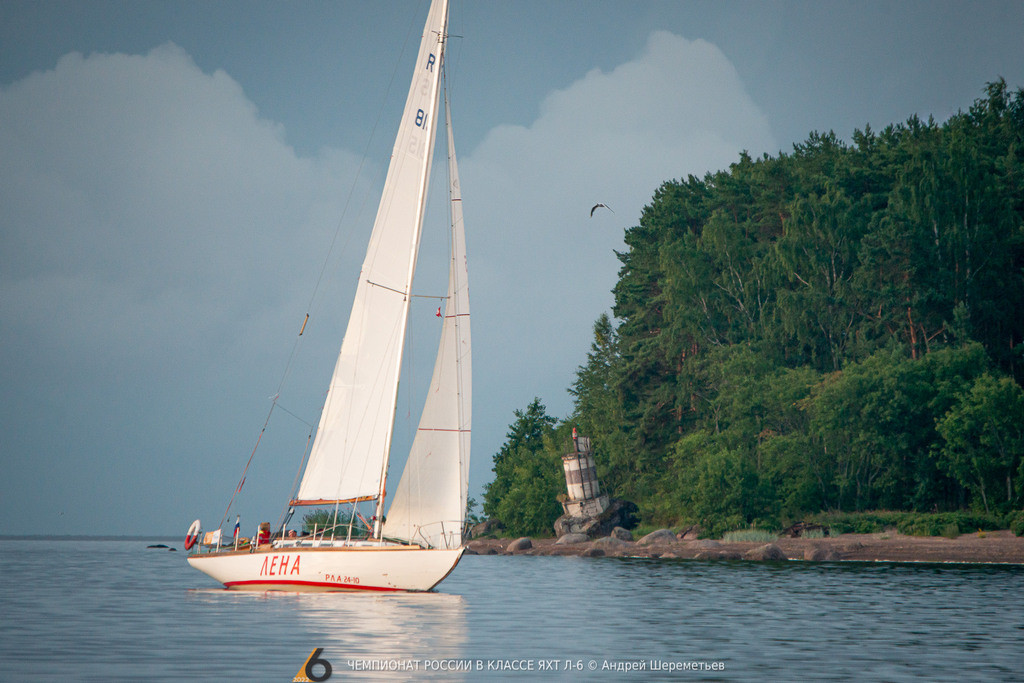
[187,543,464,592]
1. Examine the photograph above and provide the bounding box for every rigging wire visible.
[217,4,428,533]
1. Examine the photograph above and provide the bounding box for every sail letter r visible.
[426,53,435,72]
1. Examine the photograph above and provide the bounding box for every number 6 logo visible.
[293,648,332,682]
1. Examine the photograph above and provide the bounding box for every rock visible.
[695,550,741,560]
[593,535,629,549]
[555,533,590,545]
[804,546,841,561]
[581,547,605,557]
[470,519,504,539]
[506,537,533,553]
[687,539,721,549]
[553,498,639,538]
[463,547,478,555]
[742,543,787,561]
[677,525,702,540]
[637,528,677,546]
[611,526,633,541]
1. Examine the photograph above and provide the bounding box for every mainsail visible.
[187,0,469,594]
[293,0,450,506]
[383,94,471,549]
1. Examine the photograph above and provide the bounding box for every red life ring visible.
[184,519,201,550]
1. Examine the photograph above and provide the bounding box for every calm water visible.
[1,540,1022,681]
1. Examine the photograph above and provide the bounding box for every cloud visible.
[463,31,776,441]
[1,44,364,364]
[0,43,365,532]
[0,31,775,533]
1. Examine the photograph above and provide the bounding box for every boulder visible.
[467,540,499,555]
[506,537,533,553]
[592,536,629,550]
[555,533,590,545]
[742,543,787,561]
[470,519,504,539]
[553,498,639,538]
[804,546,842,561]
[581,547,605,557]
[611,526,633,541]
[637,528,677,546]
[695,550,741,561]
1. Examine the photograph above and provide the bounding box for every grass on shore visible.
[721,529,778,543]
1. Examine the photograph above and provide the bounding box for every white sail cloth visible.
[383,97,471,549]
[294,0,449,505]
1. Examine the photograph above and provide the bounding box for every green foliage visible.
[302,508,368,536]
[721,529,778,543]
[940,523,961,539]
[935,373,1024,513]
[465,497,483,526]
[810,510,1005,536]
[482,399,563,537]
[485,80,1024,536]
[1009,511,1024,536]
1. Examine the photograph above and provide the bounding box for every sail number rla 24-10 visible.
[413,52,438,131]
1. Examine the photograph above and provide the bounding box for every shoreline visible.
[467,529,1024,565]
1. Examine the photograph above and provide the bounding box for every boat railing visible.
[394,519,464,549]
[190,519,463,553]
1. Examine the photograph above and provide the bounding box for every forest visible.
[483,80,1024,538]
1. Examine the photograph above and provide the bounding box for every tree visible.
[482,399,562,536]
[550,80,1024,532]
[936,374,1024,513]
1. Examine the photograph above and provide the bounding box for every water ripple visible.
[1,541,1021,680]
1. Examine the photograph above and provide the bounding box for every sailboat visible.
[187,0,470,592]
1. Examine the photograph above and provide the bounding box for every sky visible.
[2,0,1023,536]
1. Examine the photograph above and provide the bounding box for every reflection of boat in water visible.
[185,590,468,664]
[187,0,471,592]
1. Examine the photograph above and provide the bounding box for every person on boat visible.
[258,522,271,546]
[287,529,297,539]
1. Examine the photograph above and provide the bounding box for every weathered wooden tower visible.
[560,428,609,518]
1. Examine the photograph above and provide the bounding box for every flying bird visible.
[590,203,614,217]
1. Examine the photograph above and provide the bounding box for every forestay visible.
[293,0,450,506]
[383,95,471,549]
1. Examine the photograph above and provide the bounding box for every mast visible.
[381,84,471,550]
[292,0,450,519]
[373,0,450,538]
